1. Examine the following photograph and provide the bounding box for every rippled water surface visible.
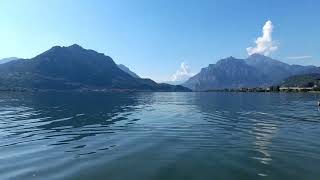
[1,92,320,180]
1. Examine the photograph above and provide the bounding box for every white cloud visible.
[247,20,278,56]
[286,56,312,60]
[171,62,194,82]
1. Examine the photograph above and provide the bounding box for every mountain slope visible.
[117,64,140,78]
[281,74,320,87]
[0,44,190,92]
[183,54,320,91]
[245,54,320,84]
[183,57,266,91]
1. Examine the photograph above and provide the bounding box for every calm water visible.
[1,92,320,180]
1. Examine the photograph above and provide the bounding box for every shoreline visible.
[0,88,319,93]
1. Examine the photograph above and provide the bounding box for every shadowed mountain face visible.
[183,54,320,91]
[0,44,190,92]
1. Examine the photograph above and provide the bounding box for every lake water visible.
[0,92,320,180]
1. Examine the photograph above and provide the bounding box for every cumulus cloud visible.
[171,62,194,82]
[247,20,278,56]
[286,56,312,60]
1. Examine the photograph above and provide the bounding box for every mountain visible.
[0,44,190,92]
[245,54,320,84]
[183,54,320,91]
[117,64,140,78]
[281,73,320,87]
[0,57,19,64]
[183,56,266,91]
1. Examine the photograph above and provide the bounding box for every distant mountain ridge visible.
[0,57,19,64]
[0,44,190,92]
[183,54,320,91]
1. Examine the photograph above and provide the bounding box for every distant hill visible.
[0,57,19,64]
[183,54,320,91]
[0,44,190,92]
[117,64,140,78]
[281,74,320,87]
[162,80,186,86]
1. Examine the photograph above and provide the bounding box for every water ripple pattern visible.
[0,92,320,180]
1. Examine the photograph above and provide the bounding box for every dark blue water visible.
[1,92,320,180]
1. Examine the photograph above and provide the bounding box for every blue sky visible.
[0,0,319,82]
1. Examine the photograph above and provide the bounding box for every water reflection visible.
[0,92,145,152]
[249,113,279,177]
[1,92,320,180]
